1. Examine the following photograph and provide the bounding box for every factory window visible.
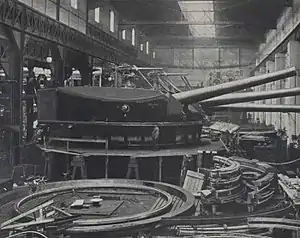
[152,52,156,59]
[131,28,136,46]
[146,41,149,55]
[59,0,87,33]
[178,1,215,37]
[122,30,126,40]
[71,0,77,9]
[95,7,100,23]
[109,10,115,32]
[140,44,144,52]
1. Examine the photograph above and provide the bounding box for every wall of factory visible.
[19,0,57,19]
[88,2,119,38]
[254,41,300,139]
[154,46,256,86]
[253,2,300,140]
[19,0,87,33]
[18,0,153,65]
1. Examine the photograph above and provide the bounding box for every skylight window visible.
[190,25,215,37]
[178,1,215,37]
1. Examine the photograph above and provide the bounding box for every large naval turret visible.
[37,67,296,151]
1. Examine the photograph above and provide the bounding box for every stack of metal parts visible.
[232,157,276,209]
[172,157,289,237]
[200,156,245,204]
[196,155,276,211]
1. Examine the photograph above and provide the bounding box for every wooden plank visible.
[67,201,124,216]
[150,197,164,211]
[1,200,54,228]
[183,170,205,194]
[41,148,80,156]
[107,201,124,217]
[1,219,54,230]
[45,210,55,218]
[51,206,72,217]
[248,217,300,225]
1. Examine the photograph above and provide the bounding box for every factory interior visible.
[2,0,300,238]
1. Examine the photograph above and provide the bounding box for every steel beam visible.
[153,36,257,47]
[120,21,244,26]
[110,0,229,2]
[152,36,254,41]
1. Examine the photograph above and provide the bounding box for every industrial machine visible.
[33,66,297,181]
[0,66,299,238]
[37,66,296,150]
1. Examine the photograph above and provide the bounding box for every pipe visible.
[161,76,181,92]
[132,66,163,71]
[182,76,193,90]
[173,67,297,103]
[201,87,300,107]
[209,103,300,113]
[162,73,188,76]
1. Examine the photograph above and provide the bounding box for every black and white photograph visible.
[0,0,299,238]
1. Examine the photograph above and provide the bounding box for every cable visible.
[6,231,48,238]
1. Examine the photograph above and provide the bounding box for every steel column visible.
[25,65,34,142]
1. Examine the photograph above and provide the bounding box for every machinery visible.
[33,67,297,180]
[0,66,299,238]
[37,66,296,150]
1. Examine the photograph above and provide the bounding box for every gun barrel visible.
[173,67,297,104]
[201,87,300,107]
[209,103,300,113]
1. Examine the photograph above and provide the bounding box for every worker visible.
[256,118,260,125]
[182,104,190,119]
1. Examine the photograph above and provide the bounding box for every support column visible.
[1,27,25,166]
[26,64,35,142]
[265,61,275,126]
[51,45,65,87]
[259,66,266,124]
[275,53,286,130]
[78,55,93,86]
[253,71,260,122]
[286,41,300,139]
